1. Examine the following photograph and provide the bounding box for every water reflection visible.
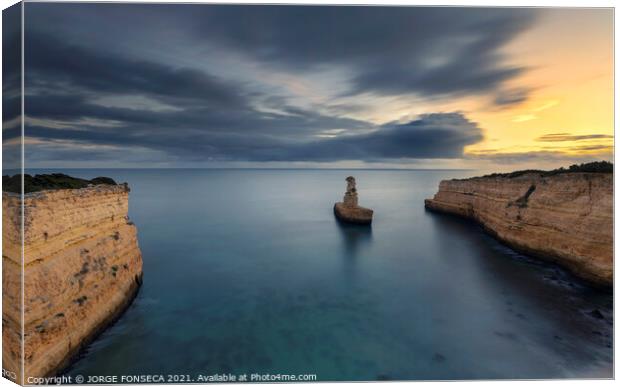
[425,210,613,373]
[335,218,373,260]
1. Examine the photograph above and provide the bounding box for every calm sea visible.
[29,169,613,380]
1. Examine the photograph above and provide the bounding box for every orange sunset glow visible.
[465,8,613,169]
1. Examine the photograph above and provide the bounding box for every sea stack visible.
[334,176,374,225]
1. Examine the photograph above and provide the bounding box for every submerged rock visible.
[334,176,373,225]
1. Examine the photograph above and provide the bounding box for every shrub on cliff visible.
[475,161,613,180]
[566,161,613,173]
[2,173,117,193]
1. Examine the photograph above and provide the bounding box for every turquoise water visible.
[31,169,612,380]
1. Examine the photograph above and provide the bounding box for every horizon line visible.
[5,167,478,172]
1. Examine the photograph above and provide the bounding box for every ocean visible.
[28,169,612,380]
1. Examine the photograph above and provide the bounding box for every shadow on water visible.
[424,210,613,371]
[335,218,373,261]
[425,209,611,296]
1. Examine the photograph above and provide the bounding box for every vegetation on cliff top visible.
[2,173,117,193]
[463,161,613,180]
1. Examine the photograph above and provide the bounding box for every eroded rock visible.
[2,182,143,379]
[425,171,612,287]
[334,176,373,225]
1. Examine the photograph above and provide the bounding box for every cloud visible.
[192,6,535,98]
[22,24,485,164]
[2,3,22,144]
[536,133,613,142]
[27,4,537,101]
[532,100,559,112]
[23,111,482,163]
[251,113,483,161]
[512,114,537,123]
[467,141,613,166]
[493,88,530,106]
[23,32,374,153]
[467,150,612,165]
[22,4,551,166]
[25,31,247,110]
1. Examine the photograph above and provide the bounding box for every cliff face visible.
[2,184,143,380]
[2,190,23,383]
[425,172,612,287]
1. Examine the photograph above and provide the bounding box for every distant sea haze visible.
[32,168,610,380]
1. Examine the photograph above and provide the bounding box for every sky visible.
[2,3,614,170]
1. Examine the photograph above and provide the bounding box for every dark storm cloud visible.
[24,32,372,139]
[186,6,536,98]
[2,2,22,144]
[252,113,484,161]
[26,4,538,100]
[25,92,368,137]
[20,4,536,164]
[25,112,481,163]
[25,31,245,109]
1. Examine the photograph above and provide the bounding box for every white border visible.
[0,2,616,387]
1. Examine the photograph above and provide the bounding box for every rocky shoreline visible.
[425,168,612,288]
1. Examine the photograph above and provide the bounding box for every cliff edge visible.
[2,177,143,379]
[425,169,612,287]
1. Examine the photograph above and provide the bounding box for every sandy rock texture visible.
[2,184,143,380]
[2,190,23,383]
[334,176,374,225]
[424,172,612,287]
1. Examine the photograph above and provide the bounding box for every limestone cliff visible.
[425,172,612,287]
[2,183,143,380]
